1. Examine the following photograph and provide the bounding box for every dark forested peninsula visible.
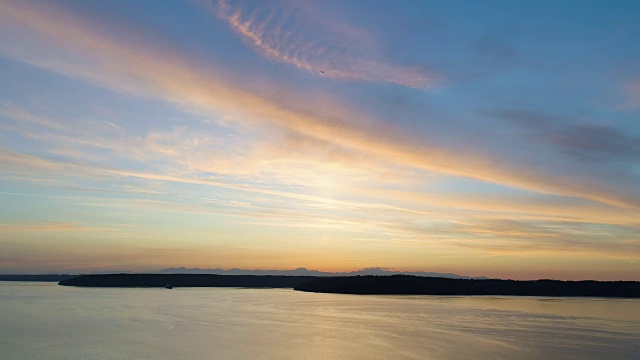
[293,275,640,297]
[58,274,640,297]
[58,274,317,288]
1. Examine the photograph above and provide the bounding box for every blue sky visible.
[1,0,639,279]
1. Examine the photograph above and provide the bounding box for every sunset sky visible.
[1,0,639,280]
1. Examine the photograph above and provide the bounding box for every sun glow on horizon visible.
[0,0,639,280]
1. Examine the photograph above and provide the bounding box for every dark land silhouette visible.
[0,274,77,282]
[59,274,317,288]
[58,273,640,297]
[294,275,640,297]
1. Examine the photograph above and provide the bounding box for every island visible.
[58,273,317,288]
[57,274,640,297]
[293,275,640,297]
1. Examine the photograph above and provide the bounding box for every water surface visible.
[1,282,639,359]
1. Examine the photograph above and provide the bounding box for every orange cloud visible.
[0,222,113,233]
[0,0,638,211]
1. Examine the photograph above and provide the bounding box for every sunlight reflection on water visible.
[1,282,639,359]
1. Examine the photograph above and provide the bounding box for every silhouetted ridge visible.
[293,275,640,297]
[59,274,317,288]
[156,267,484,279]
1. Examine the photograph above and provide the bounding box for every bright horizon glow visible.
[1,0,639,280]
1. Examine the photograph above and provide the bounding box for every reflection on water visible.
[1,282,639,359]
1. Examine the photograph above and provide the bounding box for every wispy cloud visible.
[484,108,640,162]
[201,0,441,89]
[444,220,640,258]
[3,147,640,244]
[623,76,640,109]
[351,187,640,226]
[0,222,114,233]
[0,101,415,197]
[0,1,638,210]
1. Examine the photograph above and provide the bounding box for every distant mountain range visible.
[0,268,487,281]
[156,267,487,279]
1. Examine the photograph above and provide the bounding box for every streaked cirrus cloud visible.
[200,0,441,89]
[623,76,640,109]
[1,0,639,279]
[0,0,636,209]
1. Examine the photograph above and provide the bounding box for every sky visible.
[0,0,639,280]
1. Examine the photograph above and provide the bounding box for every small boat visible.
[165,284,172,289]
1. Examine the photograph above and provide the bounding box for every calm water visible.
[1,282,639,359]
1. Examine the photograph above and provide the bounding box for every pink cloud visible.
[204,0,442,89]
[623,76,640,109]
